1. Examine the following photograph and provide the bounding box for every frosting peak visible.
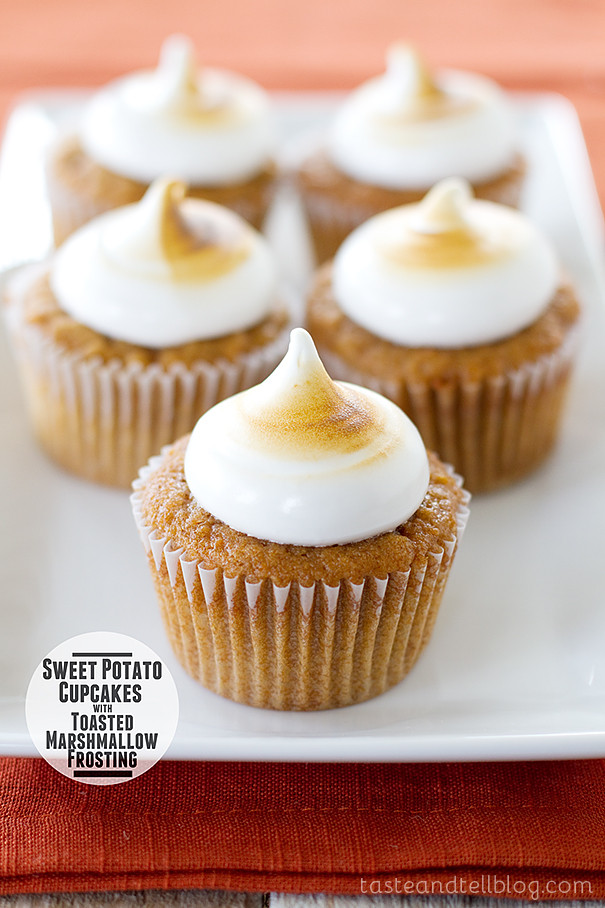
[385,44,440,100]
[385,42,444,107]
[332,180,559,348]
[411,178,473,233]
[150,35,234,125]
[184,329,430,545]
[328,44,518,189]
[80,35,275,184]
[378,178,514,270]
[50,183,278,348]
[238,328,381,459]
[101,178,250,282]
[153,35,202,116]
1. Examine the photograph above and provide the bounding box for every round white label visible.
[25,631,179,785]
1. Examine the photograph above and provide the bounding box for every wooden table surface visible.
[1,0,604,208]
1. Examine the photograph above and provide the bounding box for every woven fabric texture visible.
[1,758,604,897]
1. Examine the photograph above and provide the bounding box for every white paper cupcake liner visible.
[7,312,290,488]
[131,456,470,711]
[300,192,378,264]
[46,165,119,247]
[317,326,580,494]
[222,191,276,233]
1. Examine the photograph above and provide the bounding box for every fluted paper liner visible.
[46,172,119,247]
[131,457,470,711]
[6,312,289,489]
[317,329,580,494]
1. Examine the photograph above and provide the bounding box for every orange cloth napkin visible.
[1,757,605,898]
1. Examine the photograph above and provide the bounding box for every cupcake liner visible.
[486,176,524,209]
[317,327,581,494]
[299,191,376,265]
[131,458,470,711]
[6,312,289,489]
[221,191,275,234]
[46,164,120,247]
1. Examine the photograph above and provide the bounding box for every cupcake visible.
[131,328,470,711]
[306,179,582,494]
[47,35,277,245]
[5,178,290,488]
[294,44,525,264]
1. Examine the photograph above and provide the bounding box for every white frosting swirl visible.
[328,44,518,189]
[80,35,275,184]
[184,328,430,546]
[332,179,559,348]
[50,178,278,348]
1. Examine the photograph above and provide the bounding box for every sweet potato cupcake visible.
[5,178,289,488]
[131,328,470,711]
[47,35,277,245]
[306,179,582,493]
[294,44,524,264]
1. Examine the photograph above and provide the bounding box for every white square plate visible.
[1,91,604,762]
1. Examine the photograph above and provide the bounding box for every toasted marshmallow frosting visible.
[331,179,559,348]
[50,178,278,348]
[184,328,430,546]
[328,44,518,190]
[80,35,275,185]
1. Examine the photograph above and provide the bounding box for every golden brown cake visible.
[293,44,525,264]
[46,36,278,245]
[131,329,470,711]
[305,180,582,494]
[5,180,290,488]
